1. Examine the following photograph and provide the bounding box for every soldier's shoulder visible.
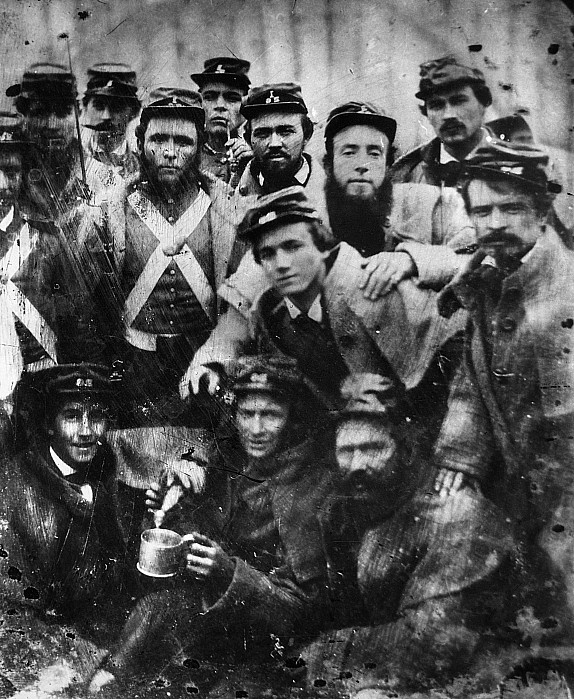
[389,140,437,181]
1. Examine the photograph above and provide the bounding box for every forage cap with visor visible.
[0,111,30,148]
[27,363,119,400]
[416,55,488,101]
[241,83,308,119]
[231,355,307,398]
[6,63,77,102]
[339,374,401,420]
[191,56,251,91]
[84,62,139,101]
[325,101,397,145]
[237,185,322,242]
[461,138,561,194]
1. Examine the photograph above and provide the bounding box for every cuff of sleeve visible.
[396,242,466,288]
[205,557,264,615]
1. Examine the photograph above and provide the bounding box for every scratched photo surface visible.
[0,1,573,697]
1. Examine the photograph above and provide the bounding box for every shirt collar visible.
[284,294,323,323]
[257,157,310,187]
[49,446,93,502]
[0,207,15,232]
[439,127,489,164]
[89,134,129,158]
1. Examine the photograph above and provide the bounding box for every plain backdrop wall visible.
[1,0,573,218]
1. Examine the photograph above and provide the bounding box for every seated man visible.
[304,373,515,697]
[0,364,133,616]
[89,355,336,692]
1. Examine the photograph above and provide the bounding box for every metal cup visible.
[137,528,193,578]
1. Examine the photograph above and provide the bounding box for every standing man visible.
[322,101,397,257]
[191,56,252,185]
[82,62,141,187]
[234,83,328,221]
[6,63,103,223]
[434,140,574,648]
[89,87,238,426]
[0,111,94,406]
[389,55,493,187]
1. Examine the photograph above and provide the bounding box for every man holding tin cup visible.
[89,355,336,693]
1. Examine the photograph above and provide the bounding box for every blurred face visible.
[257,222,327,304]
[49,398,109,469]
[22,99,76,155]
[336,418,399,505]
[250,112,308,179]
[143,116,198,187]
[83,96,136,145]
[201,81,245,138]
[332,124,389,201]
[467,178,544,264]
[425,85,485,151]
[236,393,290,459]
[0,150,23,214]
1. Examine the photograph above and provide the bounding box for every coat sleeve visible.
[432,350,497,482]
[390,183,476,289]
[206,555,330,637]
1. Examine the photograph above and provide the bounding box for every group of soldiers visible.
[0,50,572,698]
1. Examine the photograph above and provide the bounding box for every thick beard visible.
[324,174,393,257]
[140,150,203,199]
[259,155,303,188]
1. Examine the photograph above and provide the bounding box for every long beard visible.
[325,175,393,257]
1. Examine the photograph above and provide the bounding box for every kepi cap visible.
[6,63,77,101]
[416,55,488,101]
[339,374,400,420]
[237,185,321,241]
[0,111,31,149]
[325,101,397,145]
[241,83,307,118]
[84,62,139,102]
[142,87,204,116]
[486,115,534,145]
[231,355,306,398]
[32,363,119,399]
[462,139,561,194]
[191,56,251,91]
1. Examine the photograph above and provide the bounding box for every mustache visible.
[479,231,523,245]
[83,121,116,132]
[440,119,464,130]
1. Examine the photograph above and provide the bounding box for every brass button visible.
[169,303,174,309]
[169,269,176,276]
[168,216,175,223]
[169,287,175,293]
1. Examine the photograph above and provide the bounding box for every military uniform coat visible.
[435,226,574,630]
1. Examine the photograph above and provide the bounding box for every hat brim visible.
[325,112,397,145]
[241,101,307,119]
[191,72,250,91]
[84,88,140,102]
[238,211,321,242]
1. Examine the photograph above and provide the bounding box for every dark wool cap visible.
[237,185,321,242]
[191,57,251,91]
[241,83,307,118]
[84,62,139,102]
[462,139,561,194]
[416,55,487,100]
[6,63,77,101]
[325,101,397,145]
[339,374,399,420]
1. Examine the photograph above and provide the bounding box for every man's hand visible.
[183,532,236,586]
[147,461,206,527]
[179,364,220,400]
[359,252,416,300]
[88,669,116,694]
[226,137,253,172]
[434,468,478,498]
